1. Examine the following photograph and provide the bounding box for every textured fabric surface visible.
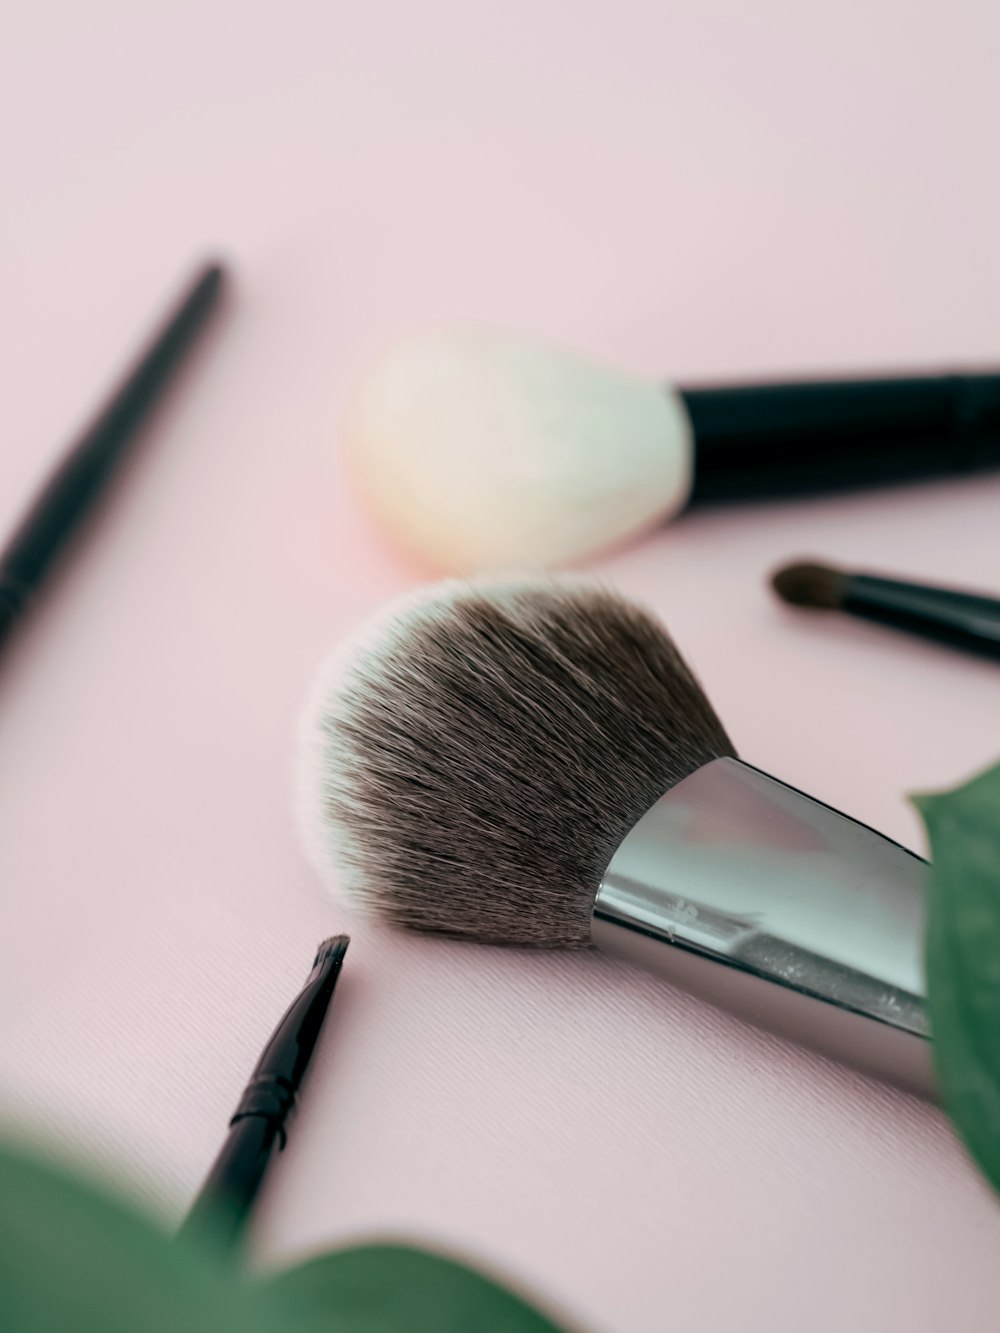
[2,3,1000,1330]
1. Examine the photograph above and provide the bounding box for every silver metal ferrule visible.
[593,757,932,1098]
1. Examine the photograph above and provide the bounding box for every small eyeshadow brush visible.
[772,560,1000,661]
[179,935,349,1255]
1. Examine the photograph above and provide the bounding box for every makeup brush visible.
[772,560,1000,661]
[298,579,931,1098]
[342,330,1000,573]
[179,934,349,1255]
[0,261,227,657]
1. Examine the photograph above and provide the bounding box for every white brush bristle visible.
[295,579,474,913]
[343,331,693,575]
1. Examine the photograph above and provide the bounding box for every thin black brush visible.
[772,560,1000,661]
[179,935,349,1256]
[0,260,227,656]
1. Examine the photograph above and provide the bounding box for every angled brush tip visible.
[771,560,848,610]
[313,934,350,968]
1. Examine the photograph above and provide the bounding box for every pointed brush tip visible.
[771,560,848,610]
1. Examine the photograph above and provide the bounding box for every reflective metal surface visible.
[594,758,933,1097]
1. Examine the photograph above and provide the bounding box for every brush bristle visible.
[771,561,847,610]
[300,578,735,949]
[313,934,350,968]
[342,331,694,574]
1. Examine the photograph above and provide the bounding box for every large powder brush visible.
[299,578,931,1098]
[343,330,1000,574]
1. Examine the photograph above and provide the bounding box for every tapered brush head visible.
[299,578,735,948]
[313,934,350,969]
[771,560,849,610]
[342,331,693,574]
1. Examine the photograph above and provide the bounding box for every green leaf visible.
[912,759,1000,1195]
[0,1144,267,1333]
[261,1243,572,1333]
[0,1143,575,1333]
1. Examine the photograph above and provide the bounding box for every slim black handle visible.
[682,373,1000,502]
[847,574,1000,661]
[0,262,226,649]
[179,1114,281,1254]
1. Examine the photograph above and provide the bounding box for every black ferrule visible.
[681,373,1000,503]
[845,575,1000,661]
[231,1074,297,1127]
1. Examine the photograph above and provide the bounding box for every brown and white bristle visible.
[298,578,735,948]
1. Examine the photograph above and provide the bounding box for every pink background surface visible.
[2,3,1000,1329]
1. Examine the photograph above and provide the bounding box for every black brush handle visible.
[0,261,226,653]
[681,373,1000,502]
[181,1114,283,1253]
[844,574,1000,661]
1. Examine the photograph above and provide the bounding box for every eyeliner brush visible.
[0,260,227,657]
[771,560,1000,661]
[179,935,349,1255]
